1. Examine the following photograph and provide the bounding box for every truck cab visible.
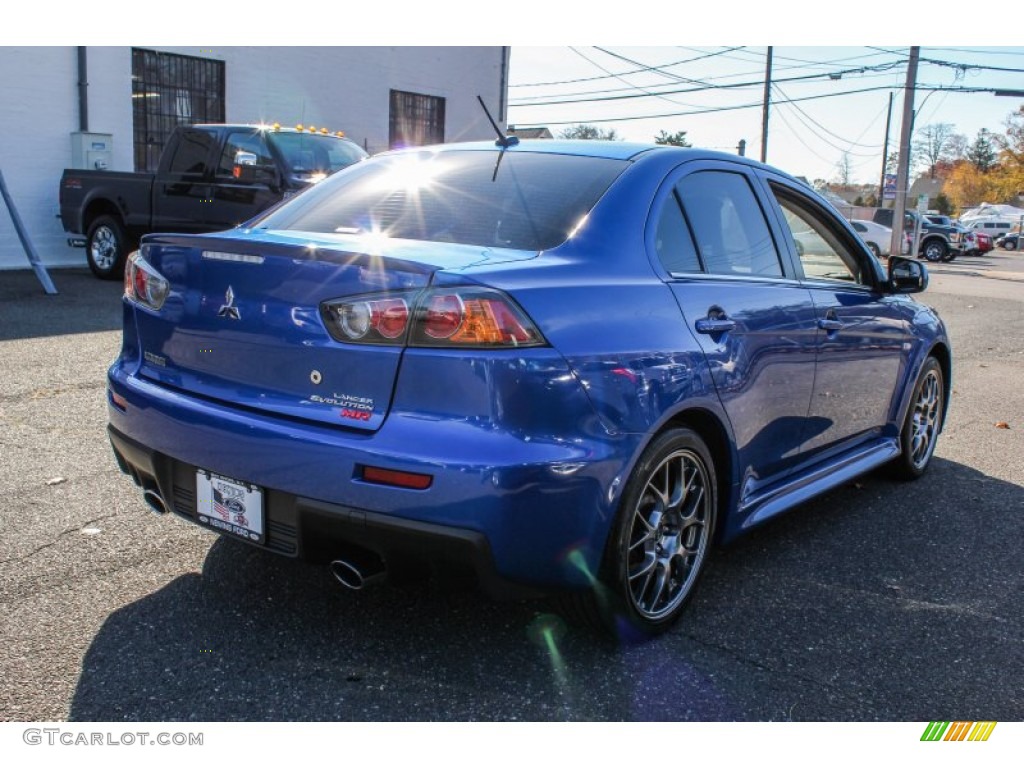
[60,124,368,279]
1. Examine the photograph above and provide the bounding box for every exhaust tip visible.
[330,556,386,591]
[143,489,167,516]
[330,559,366,590]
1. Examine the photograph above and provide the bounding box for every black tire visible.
[86,215,130,280]
[1004,239,1017,251]
[922,239,947,263]
[558,428,717,639]
[889,356,944,481]
[867,242,881,259]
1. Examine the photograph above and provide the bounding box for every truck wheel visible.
[86,215,130,280]
[922,240,946,263]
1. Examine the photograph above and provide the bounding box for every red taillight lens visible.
[322,293,412,345]
[322,287,545,348]
[411,288,544,348]
[124,250,169,310]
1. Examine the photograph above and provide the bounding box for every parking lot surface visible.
[1,254,1022,721]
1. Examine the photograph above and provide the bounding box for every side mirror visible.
[232,150,258,183]
[888,256,928,294]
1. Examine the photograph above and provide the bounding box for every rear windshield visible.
[253,150,628,251]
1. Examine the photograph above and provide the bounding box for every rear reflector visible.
[108,389,128,411]
[360,466,433,490]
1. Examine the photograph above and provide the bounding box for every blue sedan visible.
[108,140,950,636]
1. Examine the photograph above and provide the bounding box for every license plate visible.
[195,471,265,545]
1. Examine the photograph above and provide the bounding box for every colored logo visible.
[920,721,997,742]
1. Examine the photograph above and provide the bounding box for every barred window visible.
[132,48,225,172]
[389,90,445,149]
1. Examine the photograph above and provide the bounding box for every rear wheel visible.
[86,215,130,280]
[559,428,717,638]
[889,357,944,480]
[1004,239,1017,251]
[867,242,881,259]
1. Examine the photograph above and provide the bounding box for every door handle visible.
[817,311,844,332]
[695,316,736,334]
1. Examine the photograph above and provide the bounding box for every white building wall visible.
[0,46,507,271]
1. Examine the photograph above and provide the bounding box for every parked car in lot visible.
[850,219,892,257]
[107,141,951,636]
[962,230,994,256]
[59,123,368,279]
[996,232,1020,250]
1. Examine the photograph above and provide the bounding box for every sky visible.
[17,2,1021,188]
[506,46,1024,187]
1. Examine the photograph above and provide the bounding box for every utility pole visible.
[878,91,893,206]
[889,47,919,258]
[760,46,773,163]
[737,139,746,157]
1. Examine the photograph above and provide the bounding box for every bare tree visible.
[913,123,957,179]
[834,152,853,186]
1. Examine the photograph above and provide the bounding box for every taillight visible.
[321,287,545,348]
[411,288,544,348]
[321,292,413,345]
[124,250,169,310]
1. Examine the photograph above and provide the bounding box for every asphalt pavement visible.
[0,254,1021,722]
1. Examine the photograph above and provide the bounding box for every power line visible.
[566,47,706,110]
[509,60,907,108]
[772,82,887,150]
[509,47,747,88]
[771,85,880,158]
[509,83,1002,128]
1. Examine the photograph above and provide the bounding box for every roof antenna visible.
[477,95,518,149]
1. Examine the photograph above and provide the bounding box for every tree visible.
[833,152,853,186]
[913,123,958,179]
[931,193,954,215]
[965,129,997,173]
[558,124,620,141]
[943,160,999,211]
[654,130,691,147]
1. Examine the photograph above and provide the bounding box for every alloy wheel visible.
[910,369,942,469]
[626,449,712,620]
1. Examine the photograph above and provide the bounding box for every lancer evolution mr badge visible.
[218,286,241,320]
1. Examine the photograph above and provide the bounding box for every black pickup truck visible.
[873,208,962,262]
[59,124,368,279]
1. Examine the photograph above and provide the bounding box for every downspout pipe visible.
[77,46,88,132]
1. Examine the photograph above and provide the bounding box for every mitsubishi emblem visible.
[218,286,241,320]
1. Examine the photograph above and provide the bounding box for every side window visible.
[654,193,701,274]
[216,131,275,178]
[852,222,867,233]
[675,171,782,277]
[772,189,866,285]
[166,129,215,175]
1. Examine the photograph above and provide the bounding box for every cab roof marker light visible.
[202,251,265,265]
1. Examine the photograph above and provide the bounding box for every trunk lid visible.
[133,231,536,431]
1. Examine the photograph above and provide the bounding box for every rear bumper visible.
[107,366,639,592]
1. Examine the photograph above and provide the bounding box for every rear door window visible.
[165,129,215,176]
[674,170,782,277]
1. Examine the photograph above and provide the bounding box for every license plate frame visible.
[195,470,265,545]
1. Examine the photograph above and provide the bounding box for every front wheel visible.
[86,215,130,280]
[922,240,947,263]
[559,428,718,638]
[1004,239,1017,251]
[889,357,944,480]
[868,242,881,259]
